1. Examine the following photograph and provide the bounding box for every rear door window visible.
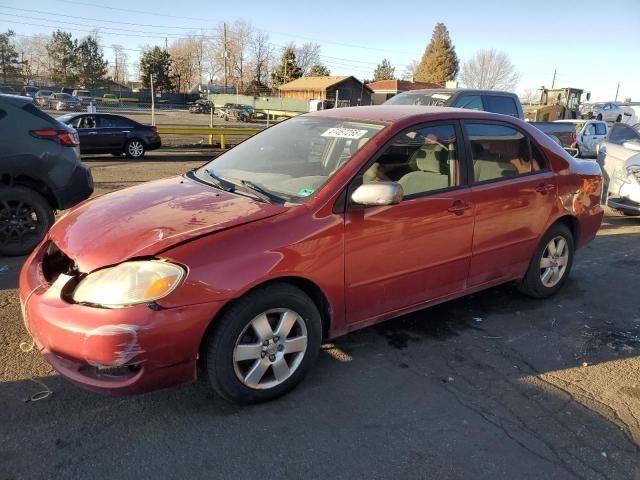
[451,95,483,111]
[99,116,136,128]
[483,95,520,117]
[465,123,542,182]
[595,123,607,136]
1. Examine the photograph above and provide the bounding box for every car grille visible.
[42,242,78,284]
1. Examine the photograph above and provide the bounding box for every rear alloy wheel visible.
[0,186,55,256]
[203,283,322,404]
[616,115,622,123]
[596,114,603,121]
[125,139,145,159]
[518,223,574,298]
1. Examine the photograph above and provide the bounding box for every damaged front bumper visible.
[607,164,640,215]
[19,242,223,394]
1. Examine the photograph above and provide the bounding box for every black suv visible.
[0,94,93,256]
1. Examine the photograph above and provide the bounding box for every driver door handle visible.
[447,200,473,216]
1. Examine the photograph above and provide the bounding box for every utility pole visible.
[164,38,168,51]
[150,73,155,126]
[615,81,620,102]
[551,69,556,89]
[223,22,227,94]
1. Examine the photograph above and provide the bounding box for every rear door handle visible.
[535,183,555,194]
[447,200,473,216]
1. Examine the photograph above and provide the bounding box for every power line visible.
[49,0,417,55]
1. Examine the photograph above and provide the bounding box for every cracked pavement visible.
[1,152,639,479]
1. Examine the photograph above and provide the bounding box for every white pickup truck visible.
[554,119,608,158]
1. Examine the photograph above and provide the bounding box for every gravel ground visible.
[1,151,639,479]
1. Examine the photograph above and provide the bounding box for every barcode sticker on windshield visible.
[321,128,368,139]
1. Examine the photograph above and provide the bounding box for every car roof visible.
[0,93,33,107]
[395,88,517,96]
[304,105,516,123]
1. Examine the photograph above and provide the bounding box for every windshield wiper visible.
[238,179,284,204]
[205,169,236,192]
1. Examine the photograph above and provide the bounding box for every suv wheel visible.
[125,139,145,159]
[596,114,603,121]
[0,186,55,256]
[203,283,322,404]
[616,115,622,123]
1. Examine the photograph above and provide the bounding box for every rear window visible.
[22,102,59,125]
[483,95,519,117]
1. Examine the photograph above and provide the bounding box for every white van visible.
[554,119,608,158]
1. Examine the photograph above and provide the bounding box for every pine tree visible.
[46,30,78,86]
[307,64,330,77]
[0,30,21,84]
[415,23,459,85]
[373,59,395,81]
[271,47,302,87]
[76,36,108,88]
[140,46,174,92]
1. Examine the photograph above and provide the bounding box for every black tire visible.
[0,186,55,256]
[203,283,322,404]
[596,114,603,121]
[616,115,622,123]
[518,223,574,298]
[125,139,145,159]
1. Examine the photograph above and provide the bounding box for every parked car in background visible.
[0,94,93,255]
[20,106,603,404]
[189,99,213,114]
[597,122,640,215]
[34,90,54,106]
[72,89,95,107]
[0,86,16,94]
[57,113,161,158]
[49,93,81,111]
[219,103,255,122]
[580,102,624,122]
[21,86,39,98]
[385,88,578,150]
[554,119,608,157]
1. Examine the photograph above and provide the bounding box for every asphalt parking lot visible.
[1,150,639,480]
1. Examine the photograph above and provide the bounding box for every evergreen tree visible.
[415,23,459,84]
[307,64,330,77]
[0,30,21,84]
[373,59,395,81]
[271,47,302,87]
[46,30,78,86]
[76,36,108,88]
[140,47,174,92]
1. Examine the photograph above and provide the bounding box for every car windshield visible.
[200,116,385,203]
[608,123,640,146]
[38,91,52,96]
[384,91,452,106]
[58,93,71,99]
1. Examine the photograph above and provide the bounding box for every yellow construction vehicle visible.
[524,87,591,122]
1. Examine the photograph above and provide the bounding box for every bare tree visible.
[15,34,50,84]
[228,19,253,90]
[295,42,321,75]
[249,29,272,86]
[110,44,128,85]
[459,49,521,91]
[169,37,199,92]
[402,60,419,81]
[520,88,540,105]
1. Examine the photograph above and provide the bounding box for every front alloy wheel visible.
[233,308,308,389]
[203,283,322,404]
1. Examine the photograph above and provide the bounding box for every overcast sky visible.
[3,0,639,101]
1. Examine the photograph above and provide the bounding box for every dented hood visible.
[49,174,286,272]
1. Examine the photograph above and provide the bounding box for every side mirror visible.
[351,182,404,206]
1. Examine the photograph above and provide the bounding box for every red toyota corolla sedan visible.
[20,106,603,404]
